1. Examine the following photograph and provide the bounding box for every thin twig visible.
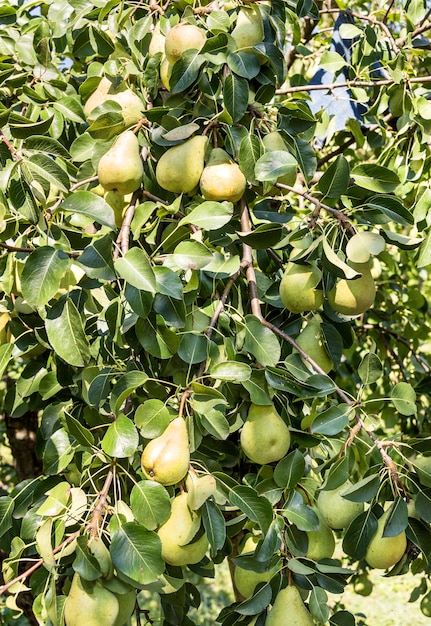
[86,469,115,538]
[276,75,431,95]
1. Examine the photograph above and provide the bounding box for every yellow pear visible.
[84,77,143,127]
[156,135,208,194]
[234,535,276,598]
[365,508,407,569]
[160,56,173,91]
[165,23,206,64]
[306,508,335,561]
[64,574,120,626]
[317,481,364,529]
[98,131,143,195]
[240,404,290,465]
[231,6,264,51]
[141,417,190,485]
[266,585,313,626]
[279,262,323,313]
[199,148,246,202]
[262,131,297,193]
[412,455,431,488]
[157,492,209,566]
[296,314,333,373]
[328,261,376,316]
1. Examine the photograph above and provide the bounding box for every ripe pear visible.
[317,481,364,529]
[149,22,165,56]
[353,573,373,596]
[296,314,333,373]
[160,56,173,91]
[412,455,431,488]
[266,585,313,626]
[64,574,120,626]
[328,261,376,316]
[84,77,143,127]
[0,312,11,344]
[365,508,407,569]
[240,404,291,465]
[262,131,297,192]
[141,417,190,485]
[156,135,208,194]
[199,148,246,202]
[165,23,206,64]
[305,508,335,561]
[157,492,209,566]
[279,262,323,313]
[231,6,264,51]
[98,131,143,195]
[234,535,276,598]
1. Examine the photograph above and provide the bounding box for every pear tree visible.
[1,1,431,625]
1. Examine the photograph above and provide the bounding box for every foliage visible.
[1,0,431,624]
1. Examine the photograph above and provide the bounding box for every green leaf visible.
[101,414,139,458]
[340,475,380,503]
[202,500,226,554]
[229,486,273,534]
[173,241,213,270]
[130,481,171,531]
[227,51,261,79]
[0,496,14,538]
[320,51,348,71]
[154,266,183,300]
[322,238,361,279]
[61,191,116,230]
[284,135,316,183]
[25,154,70,192]
[135,399,171,439]
[43,428,75,475]
[238,133,262,186]
[169,50,205,94]
[115,247,157,293]
[382,497,408,537]
[236,583,272,615]
[351,164,400,193]
[309,586,330,624]
[21,247,70,309]
[209,361,251,382]
[358,353,383,385]
[380,229,423,250]
[283,492,319,532]
[274,449,305,489]
[310,404,352,436]
[390,382,417,416]
[0,344,14,380]
[178,201,233,230]
[255,151,297,183]
[72,536,101,581]
[110,371,148,415]
[365,195,413,225]
[318,155,350,198]
[110,522,164,585]
[64,413,95,447]
[36,482,70,517]
[25,135,71,158]
[342,511,377,559]
[223,73,249,123]
[244,315,281,367]
[45,299,91,367]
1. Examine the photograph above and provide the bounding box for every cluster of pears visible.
[240,403,291,465]
[84,76,143,127]
[63,537,136,626]
[156,136,246,202]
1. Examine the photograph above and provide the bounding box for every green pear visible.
[199,148,246,202]
[149,22,165,56]
[266,585,313,626]
[412,455,431,488]
[353,572,373,596]
[156,135,208,194]
[84,77,143,127]
[64,574,120,626]
[240,404,291,465]
[157,492,209,566]
[328,261,376,316]
[305,507,335,561]
[296,314,333,373]
[98,131,143,195]
[234,535,276,598]
[365,508,407,569]
[165,23,206,64]
[279,262,323,313]
[141,417,190,485]
[317,481,364,529]
[262,131,297,192]
[231,6,264,51]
